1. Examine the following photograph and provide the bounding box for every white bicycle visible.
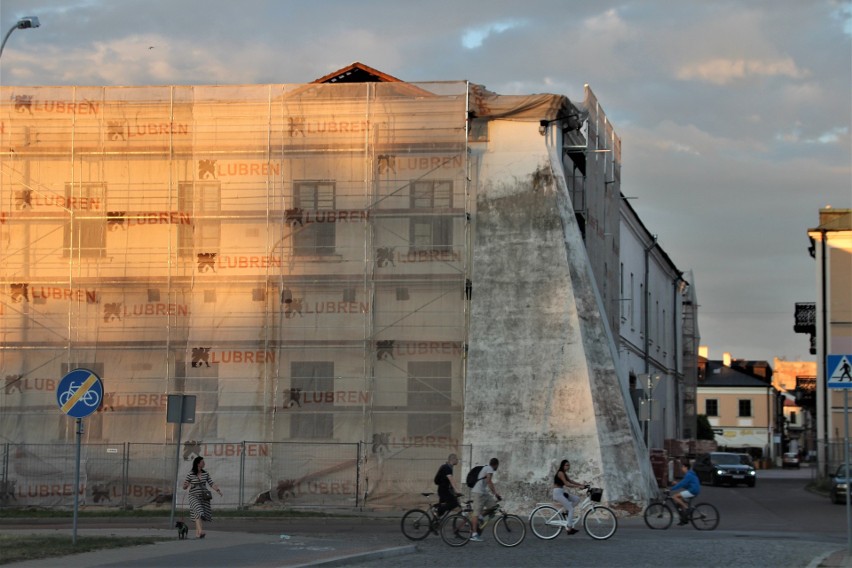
[528,485,618,540]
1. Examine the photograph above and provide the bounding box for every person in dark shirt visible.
[434,453,462,516]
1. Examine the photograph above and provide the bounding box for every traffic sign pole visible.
[167,395,196,527]
[845,390,850,555]
[73,418,82,545]
[828,355,852,555]
[56,369,103,545]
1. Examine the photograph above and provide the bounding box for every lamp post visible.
[0,16,40,60]
[639,373,662,449]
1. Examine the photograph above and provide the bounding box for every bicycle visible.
[400,492,455,540]
[529,485,618,540]
[441,498,526,547]
[58,381,100,407]
[643,489,719,531]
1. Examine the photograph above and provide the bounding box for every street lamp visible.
[0,16,40,60]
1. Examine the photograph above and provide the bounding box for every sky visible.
[1,0,850,365]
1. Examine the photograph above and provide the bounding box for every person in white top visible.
[470,457,501,541]
[552,459,587,534]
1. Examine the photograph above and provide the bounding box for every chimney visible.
[723,353,732,367]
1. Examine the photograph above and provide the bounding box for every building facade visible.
[696,352,779,459]
[0,65,692,508]
[807,208,852,473]
[619,200,695,449]
[772,358,816,459]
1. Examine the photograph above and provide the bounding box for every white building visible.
[619,200,696,449]
[0,63,695,509]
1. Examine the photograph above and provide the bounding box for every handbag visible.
[194,481,212,501]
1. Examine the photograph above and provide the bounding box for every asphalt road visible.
[349,467,849,568]
[3,467,848,568]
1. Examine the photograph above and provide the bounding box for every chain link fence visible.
[0,441,471,511]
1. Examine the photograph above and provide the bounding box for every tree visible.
[696,414,715,440]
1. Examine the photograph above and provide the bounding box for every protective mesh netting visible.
[0,82,470,507]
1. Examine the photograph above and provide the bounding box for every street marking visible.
[60,373,98,413]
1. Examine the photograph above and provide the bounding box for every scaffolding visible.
[0,82,472,506]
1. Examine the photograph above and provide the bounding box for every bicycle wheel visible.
[529,505,562,539]
[401,509,432,540]
[493,514,526,547]
[690,502,719,531]
[440,513,472,547]
[643,502,673,530]
[583,506,617,540]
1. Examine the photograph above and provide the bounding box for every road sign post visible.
[827,354,852,554]
[56,369,103,545]
[167,394,196,526]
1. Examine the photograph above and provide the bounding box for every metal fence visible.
[0,441,472,511]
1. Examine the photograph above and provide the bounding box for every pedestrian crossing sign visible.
[828,355,852,389]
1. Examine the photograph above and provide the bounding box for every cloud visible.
[775,124,849,146]
[833,0,852,35]
[676,57,810,84]
[583,7,631,36]
[461,19,526,49]
[810,126,849,145]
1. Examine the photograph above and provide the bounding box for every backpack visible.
[465,465,485,488]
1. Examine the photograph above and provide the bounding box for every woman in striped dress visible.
[182,456,222,538]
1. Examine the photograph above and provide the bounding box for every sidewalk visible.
[816,549,852,568]
[0,521,415,567]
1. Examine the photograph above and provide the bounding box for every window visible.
[294,181,335,255]
[290,361,334,439]
[178,182,221,257]
[705,399,718,417]
[789,411,797,425]
[407,362,452,437]
[738,399,752,418]
[410,180,452,251]
[63,183,106,257]
[630,273,635,328]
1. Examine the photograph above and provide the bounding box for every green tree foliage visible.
[696,414,715,440]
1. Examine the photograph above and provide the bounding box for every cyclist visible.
[470,457,502,542]
[670,459,700,525]
[553,459,587,535]
[434,453,462,516]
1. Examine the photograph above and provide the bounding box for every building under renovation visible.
[0,63,665,510]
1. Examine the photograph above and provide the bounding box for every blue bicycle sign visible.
[56,369,103,418]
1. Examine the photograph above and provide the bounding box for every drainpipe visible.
[643,236,658,447]
[643,236,658,375]
[672,272,685,438]
[821,229,829,476]
[767,386,772,462]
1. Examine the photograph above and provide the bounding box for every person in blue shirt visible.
[670,459,700,525]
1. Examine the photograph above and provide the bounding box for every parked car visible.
[736,453,755,467]
[830,465,849,504]
[693,452,757,487]
[782,452,800,469]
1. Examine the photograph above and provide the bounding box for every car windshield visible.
[738,455,753,465]
[837,466,849,478]
[712,454,742,465]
